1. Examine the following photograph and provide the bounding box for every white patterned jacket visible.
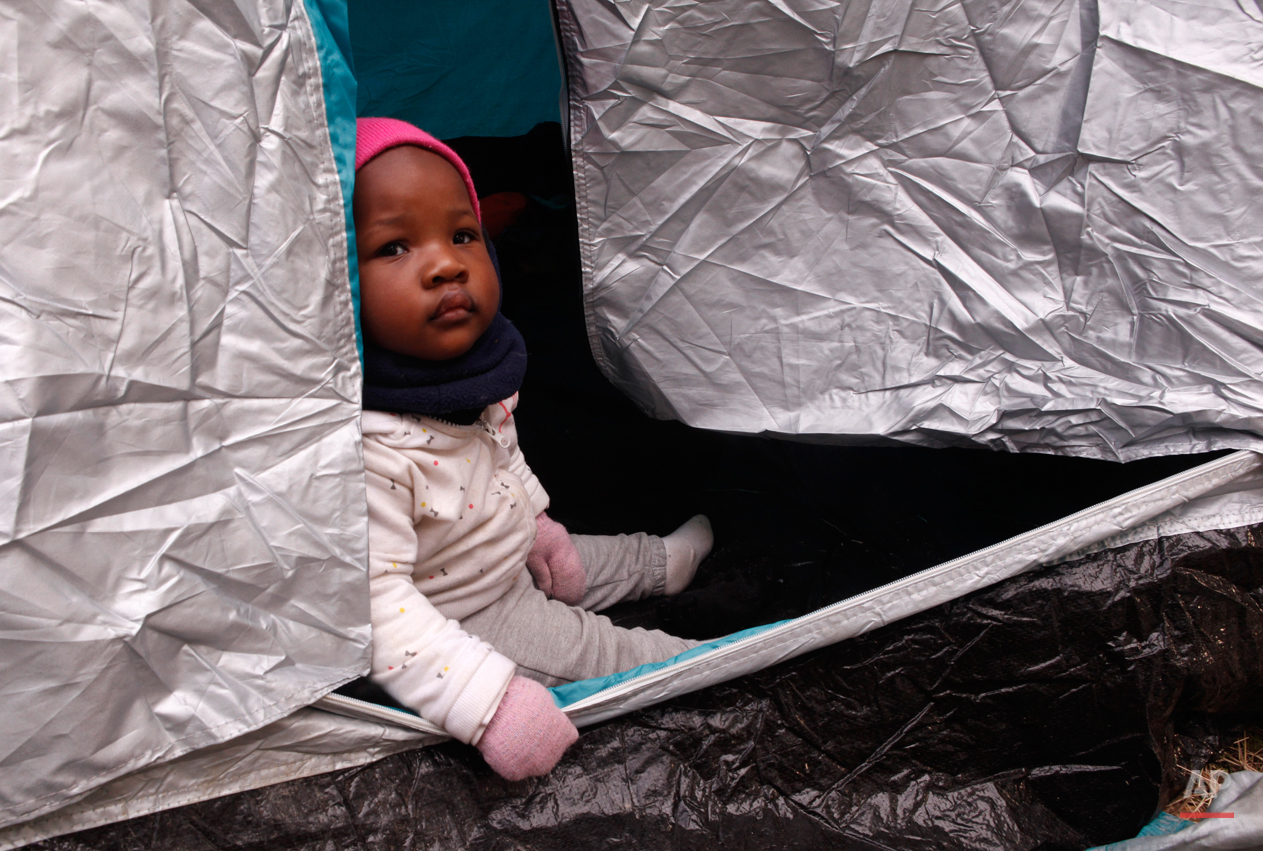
[361,392,549,744]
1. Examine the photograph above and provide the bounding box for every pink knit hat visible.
[355,117,481,223]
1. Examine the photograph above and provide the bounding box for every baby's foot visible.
[663,515,713,595]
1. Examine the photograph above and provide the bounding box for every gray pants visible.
[459,532,702,687]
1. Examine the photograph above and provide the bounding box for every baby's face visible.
[354,146,499,361]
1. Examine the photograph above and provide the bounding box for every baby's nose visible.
[426,250,466,285]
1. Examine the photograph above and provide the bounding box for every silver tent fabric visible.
[0,709,437,851]
[0,0,368,830]
[555,0,1263,461]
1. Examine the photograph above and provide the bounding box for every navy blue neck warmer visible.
[361,313,527,418]
[360,234,526,419]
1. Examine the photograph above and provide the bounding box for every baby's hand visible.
[476,676,578,780]
[526,511,586,605]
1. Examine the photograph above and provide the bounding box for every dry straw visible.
[1165,729,1263,815]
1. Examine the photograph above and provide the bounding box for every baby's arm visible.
[364,433,577,777]
[369,572,514,740]
[364,445,515,744]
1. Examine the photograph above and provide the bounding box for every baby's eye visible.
[376,241,406,257]
[453,230,478,245]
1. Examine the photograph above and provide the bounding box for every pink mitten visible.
[476,676,578,781]
[525,511,586,604]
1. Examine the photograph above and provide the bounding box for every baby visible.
[353,118,713,781]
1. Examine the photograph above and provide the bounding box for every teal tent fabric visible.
[548,621,791,708]
[349,0,563,139]
[305,0,362,359]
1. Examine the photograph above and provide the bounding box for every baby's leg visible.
[571,516,713,611]
[570,531,665,611]
[461,572,702,687]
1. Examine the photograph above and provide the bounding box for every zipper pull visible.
[480,418,510,448]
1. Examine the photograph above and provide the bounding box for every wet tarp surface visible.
[0,0,368,828]
[556,0,1263,461]
[31,522,1263,850]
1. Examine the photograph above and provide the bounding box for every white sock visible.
[663,515,713,595]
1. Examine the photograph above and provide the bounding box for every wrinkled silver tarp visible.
[556,0,1263,460]
[0,0,368,830]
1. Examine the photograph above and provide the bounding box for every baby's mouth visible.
[431,290,475,322]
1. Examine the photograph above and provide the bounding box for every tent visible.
[2,0,1261,847]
